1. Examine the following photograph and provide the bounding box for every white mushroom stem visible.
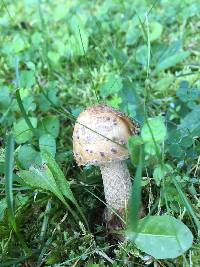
[99,160,132,214]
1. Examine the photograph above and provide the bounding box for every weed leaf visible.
[19,166,65,203]
[127,215,193,259]
[155,51,190,73]
[41,150,75,203]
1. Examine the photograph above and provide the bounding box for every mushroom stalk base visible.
[100,161,132,213]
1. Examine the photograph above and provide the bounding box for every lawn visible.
[0,0,200,266]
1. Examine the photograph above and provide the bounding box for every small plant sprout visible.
[73,104,139,229]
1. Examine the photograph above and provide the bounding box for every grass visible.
[0,0,200,266]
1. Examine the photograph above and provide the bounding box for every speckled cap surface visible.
[73,104,139,166]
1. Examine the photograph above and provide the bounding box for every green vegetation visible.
[0,0,200,266]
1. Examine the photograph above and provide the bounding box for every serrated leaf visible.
[127,215,193,259]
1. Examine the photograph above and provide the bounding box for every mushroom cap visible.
[73,104,139,166]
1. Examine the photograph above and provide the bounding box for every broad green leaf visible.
[53,4,68,21]
[107,95,122,108]
[128,136,143,166]
[136,45,148,65]
[176,81,200,103]
[39,134,56,157]
[126,27,141,45]
[166,129,182,144]
[141,117,167,143]
[19,165,81,225]
[47,51,60,65]
[41,151,88,228]
[180,136,193,148]
[0,86,10,111]
[31,32,42,47]
[19,70,35,88]
[149,22,163,41]
[153,164,173,186]
[41,150,75,203]
[13,117,37,144]
[179,105,200,134]
[12,35,27,53]
[21,95,36,112]
[19,165,64,203]
[37,115,60,138]
[127,215,193,259]
[100,74,122,98]
[38,85,58,112]
[155,51,190,73]
[55,40,66,56]
[17,144,41,169]
[119,81,145,124]
[154,76,174,93]
[154,40,181,63]
[167,143,185,158]
[144,142,161,156]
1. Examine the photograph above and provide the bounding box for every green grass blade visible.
[5,133,30,255]
[0,255,31,267]
[15,58,37,137]
[5,133,16,231]
[172,176,200,232]
[145,12,151,78]
[39,198,52,243]
[37,0,52,74]
[78,26,100,103]
[128,145,144,230]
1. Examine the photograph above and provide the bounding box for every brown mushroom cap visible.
[73,104,139,166]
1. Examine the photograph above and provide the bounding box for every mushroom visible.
[73,104,139,229]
